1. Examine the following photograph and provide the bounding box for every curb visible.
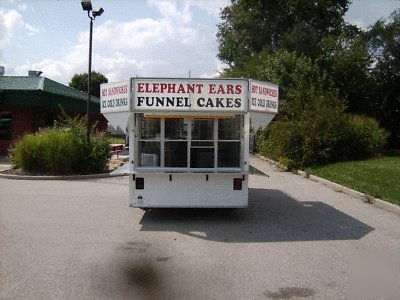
[253,154,400,217]
[297,170,400,216]
[0,170,128,180]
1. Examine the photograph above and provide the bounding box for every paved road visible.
[0,156,399,299]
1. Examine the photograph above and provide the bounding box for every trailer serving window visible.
[138,116,161,167]
[135,113,243,172]
[165,118,187,168]
[218,115,241,168]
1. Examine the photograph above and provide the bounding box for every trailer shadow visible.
[138,188,374,243]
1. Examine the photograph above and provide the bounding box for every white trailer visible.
[100,78,278,208]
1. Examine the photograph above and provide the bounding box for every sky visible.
[0,0,399,85]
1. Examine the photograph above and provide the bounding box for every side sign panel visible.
[249,80,279,114]
[100,80,131,113]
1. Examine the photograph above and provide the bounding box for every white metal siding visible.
[129,173,248,208]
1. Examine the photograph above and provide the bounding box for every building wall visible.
[0,107,36,156]
[0,106,108,156]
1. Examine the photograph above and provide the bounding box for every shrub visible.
[10,132,46,174]
[340,115,388,160]
[72,131,110,174]
[9,112,110,175]
[256,114,388,170]
[256,121,304,170]
[56,111,110,174]
[40,128,75,174]
[256,89,347,170]
[247,50,388,169]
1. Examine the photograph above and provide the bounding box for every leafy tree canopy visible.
[69,71,108,98]
[217,1,399,147]
[217,0,350,66]
[364,9,400,146]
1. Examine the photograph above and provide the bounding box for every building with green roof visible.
[0,70,107,156]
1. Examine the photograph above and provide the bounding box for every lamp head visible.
[81,0,92,11]
[92,7,104,17]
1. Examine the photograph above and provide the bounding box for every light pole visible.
[81,0,104,143]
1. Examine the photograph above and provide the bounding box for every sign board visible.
[132,78,247,112]
[100,80,131,113]
[249,79,279,114]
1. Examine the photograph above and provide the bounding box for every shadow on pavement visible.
[139,188,374,243]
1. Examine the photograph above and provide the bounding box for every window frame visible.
[134,113,243,173]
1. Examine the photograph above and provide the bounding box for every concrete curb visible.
[298,170,400,216]
[0,170,127,180]
[253,154,400,216]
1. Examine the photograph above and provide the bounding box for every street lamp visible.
[81,0,104,143]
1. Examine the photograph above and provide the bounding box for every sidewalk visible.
[0,156,11,172]
[250,154,400,216]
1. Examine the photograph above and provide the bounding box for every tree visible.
[217,0,395,159]
[222,49,343,120]
[364,10,400,146]
[247,50,346,168]
[217,0,350,66]
[248,50,387,168]
[319,25,377,116]
[69,71,108,98]
[217,0,390,167]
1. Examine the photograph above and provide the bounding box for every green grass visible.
[307,156,400,206]
[107,137,126,145]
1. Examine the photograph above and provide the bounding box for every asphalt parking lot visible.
[1,156,399,300]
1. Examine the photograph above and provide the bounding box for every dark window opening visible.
[165,141,187,167]
[165,118,187,140]
[218,142,240,167]
[33,112,55,130]
[191,147,214,168]
[0,112,12,140]
[192,119,213,140]
[218,115,240,140]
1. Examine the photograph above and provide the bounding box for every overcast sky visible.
[0,0,399,85]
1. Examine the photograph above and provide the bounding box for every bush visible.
[256,121,304,170]
[340,115,388,160]
[10,133,47,174]
[72,131,110,174]
[256,114,388,170]
[39,128,75,174]
[9,113,110,175]
[246,50,388,169]
[255,87,347,170]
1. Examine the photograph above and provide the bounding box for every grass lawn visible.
[307,156,400,206]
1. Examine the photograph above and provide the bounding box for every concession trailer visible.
[100,78,278,208]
